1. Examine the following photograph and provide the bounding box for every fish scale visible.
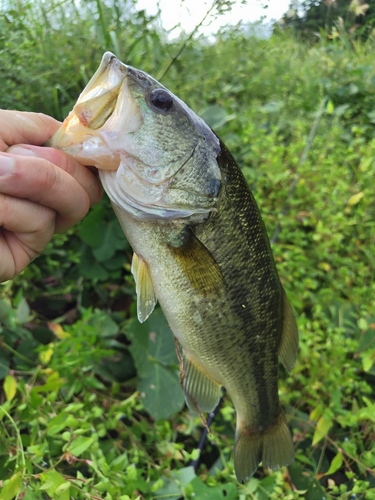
[191,142,281,422]
[48,51,298,482]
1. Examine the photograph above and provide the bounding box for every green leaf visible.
[326,452,343,475]
[78,204,106,247]
[92,222,118,262]
[27,443,47,457]
[127,319,149,375]
[0,472,22,500]
[40,470,70,500]
[244,477,259,493]
[312,414,333,445]
[102,252,127,271]
[55,482,71,494]
[0,299,11,322]
[31,372,65,393]
[91,220,128,262]
[127,309,185,420]
[153,466,195,499]
[189,477,237,500]
[79,244,109,280]
[88,313,119,338]
[357,321,375,352]
[326,100,334,114]
[95,351,136,383]
[3,374,17,402]
[14,338,39,369]
[47,412,70,437]
[138,362,184,420]
[309,406,322,421]
[288,462,326,500]
[347,191,364,206]
[67,436,95,457]
[128,309,180,367]
[260,100,285,113]
[22,491,40,500]
[16,298,30,324]
[362,350,375,372]
[0,352,10,381]
[109,452,129,473]
[200,105,235,129]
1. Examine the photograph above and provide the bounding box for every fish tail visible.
[234,411,294,483]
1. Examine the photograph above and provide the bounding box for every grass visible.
[0,1,375,498]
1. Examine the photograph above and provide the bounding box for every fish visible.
[48,52,298,482]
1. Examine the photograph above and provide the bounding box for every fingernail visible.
[7,146,36,157]
[0,154,14,176]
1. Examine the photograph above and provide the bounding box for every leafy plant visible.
[1,1,375,498]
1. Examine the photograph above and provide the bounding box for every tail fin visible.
[234,411,294,483]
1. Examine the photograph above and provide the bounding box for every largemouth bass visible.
[48,52,298,482]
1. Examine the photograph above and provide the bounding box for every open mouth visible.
[46,52,141,171]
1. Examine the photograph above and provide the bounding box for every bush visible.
[0,1,375,498]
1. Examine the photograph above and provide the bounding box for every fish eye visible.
[148,89,174,112]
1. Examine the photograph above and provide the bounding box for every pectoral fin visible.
[278,288,298,372]
[131,252,157,323]
[168,228,224,296]
[183,355,222,413]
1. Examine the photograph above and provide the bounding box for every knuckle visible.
[43,147,76,175]
[37,159,60,193]
[0,193,10,221]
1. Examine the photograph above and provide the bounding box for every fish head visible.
[49,52,222,220]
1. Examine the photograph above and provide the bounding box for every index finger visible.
[0,111,60,151]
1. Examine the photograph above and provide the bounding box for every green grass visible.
[0,1,375,498]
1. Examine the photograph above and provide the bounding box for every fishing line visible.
[189,96,328,474]
[188,396,224,472]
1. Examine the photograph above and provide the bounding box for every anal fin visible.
[131,252,157,323]
[278,288,298,372]
[183,355,222,413]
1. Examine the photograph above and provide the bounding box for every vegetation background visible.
[0,0,374,498]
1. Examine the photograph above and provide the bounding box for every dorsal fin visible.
[278,288,298,372]
[131,252,157,323]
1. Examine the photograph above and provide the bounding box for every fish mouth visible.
[48,52,219,221]
[47,52,141,170]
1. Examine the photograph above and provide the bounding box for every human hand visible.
[0,110,102,283]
